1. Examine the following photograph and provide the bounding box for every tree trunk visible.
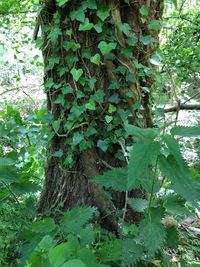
[38,0,164,231]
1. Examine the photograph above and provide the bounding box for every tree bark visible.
[38,0,164,231]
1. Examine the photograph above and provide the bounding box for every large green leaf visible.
[48,243,70,267]
[171,126,200,137]
[127,140,160,189]
[61,207,96,234]
[98,240,121,264]
[128,198,148,213]
[125,124,159,139]
[139,220,166,255]
[159,155,199,205]
[91,168,128,192]
[0,161,19,183]
[122,239,143,266]
[29,218,57,233]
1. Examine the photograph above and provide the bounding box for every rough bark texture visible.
[38,0,164,231]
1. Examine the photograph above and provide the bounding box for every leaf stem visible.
[148,157,159,221]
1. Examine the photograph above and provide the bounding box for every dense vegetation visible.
[0,0,199,267]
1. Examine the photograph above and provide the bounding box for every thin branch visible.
[164,104,200,113]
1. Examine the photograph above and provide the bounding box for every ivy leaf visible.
[70,8,85,22]
[97,140,108,152]
[70,68,83,81]
[49,26,62,44]
[139,220,166,255]
[140,35,155,45]
[171,126,200,137]
[92,168,128,192]
[108,104,117,113]
[128,198,148,212]
[90,53,101,65]
[105,115,113,123]
[98,41,117,55]
[56,0,70,7]
[52,119,61,132]
[97,6,111,21]
[52,149,63,158]
[86,101,96,110]
[127,140,160,189]
[73,133,84,146]
[148,20,162,30]
[139,5,148,16]
[79,18,94,31]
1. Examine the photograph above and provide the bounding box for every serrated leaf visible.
[29,218,57,233]
[159,154,199,205]
[56,0,70,7]
[98,41,117,55]
[122,239,143,266]
[171,126,200,137]
[61,207,96,234]
[70,68,83,81]
[91,168,128,192]
[165,227,179,249]
[139,220,166,255]
[125,124,159,139]
[98,240,121,263]
[127,140,161,189]
[90,53,101,65]
[163,194,191,216]
[128,198,148,212]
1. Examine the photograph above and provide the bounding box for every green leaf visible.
[86,100,96,110]
[70,68,83,81]
[90,53,101,65]
[159,155,199,205]
[61,259,86,267]
[48,243,70,267]
[128,198,148,212]
[139,5,148,16]
[79,18,94,31]
[97,6,111,21]
[29,218,57,233]
[122,239,143,266]
[92,168,128,192]
[98,41,117,55]
[0,163,19,183]
[61,207,96,234]
[140,35,155,45]
[105,115,113,123]
[139,220,166,255]
[52,149,63,158]
[127,140,161,189]
[108,104,117,113]
[165,227,179,249]
[73,133,84,146]
[97,140,108,152]
[171,126,200,137]
[56,0,70,7]
[70,8,85,22]
[52,119,61,132]
[148,20,162,30]
[98,240,121,264]
[125,124,159,139]
[163,194,191,216]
